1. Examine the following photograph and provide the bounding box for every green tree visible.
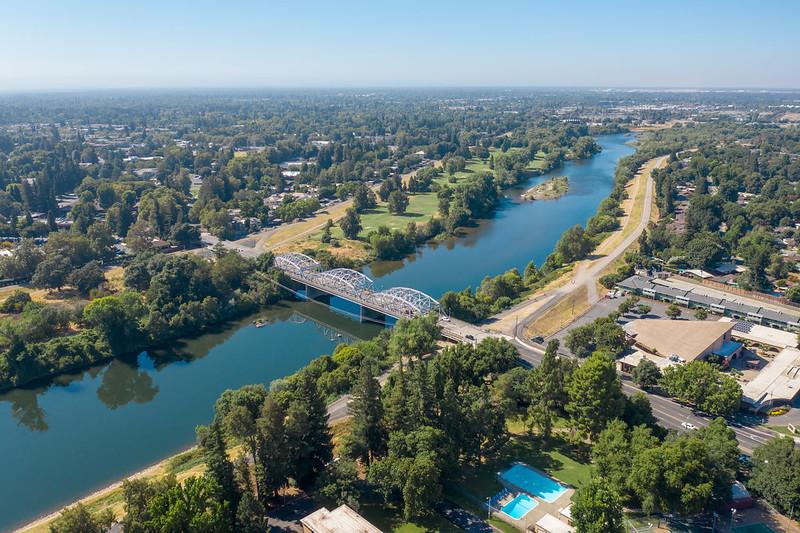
[339,207,362,240]
[527,340,569,440]
[285,371,333,488]
[235,491,267,533]
[685,232,724,270]
[387,190,410,215]
[659,436,714,516]
[345,359,386,464]
[144,476,230,532]
[315,459,361,510]
[665,304,682,319]
[660,361,742,416]
[566,352,625,438]
[694,308,708,320]
[592,419,631,498]
[631,358,661,390]
[50,503,113,533]
[737,229,777,290]
[698,417,739,505]
[68,260,105,296]
[32,255,73,291]
[749,437,800,516]
[83,291,146,353]
[197,420,239,516]
[402,454,441,520]
[254,395,289,500]
[353,184,377,213]
[388,314,440,360]
[556,225,593,263]
[571,478,625,533]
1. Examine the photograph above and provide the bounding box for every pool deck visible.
[493,464,575,531]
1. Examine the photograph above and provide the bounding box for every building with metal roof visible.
[616,275,800,331]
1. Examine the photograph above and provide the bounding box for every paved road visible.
[513,155,667,341]
[511,339,775,453]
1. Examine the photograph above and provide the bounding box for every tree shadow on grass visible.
[457,433,592,499]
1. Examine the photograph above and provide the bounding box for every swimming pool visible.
[500,493,538,520]
[500,464,568,503]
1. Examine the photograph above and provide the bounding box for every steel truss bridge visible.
[274,252,444,322]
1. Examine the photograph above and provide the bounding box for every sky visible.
[1,0,798,91]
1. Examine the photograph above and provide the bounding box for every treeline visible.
[53,317,751,530]
[438,136,664,322]
[0,250,284,391]
[645,123,800,293]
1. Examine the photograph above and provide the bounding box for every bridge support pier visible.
[305,285,331,303]
[360,306,387,325]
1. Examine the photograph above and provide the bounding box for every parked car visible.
[681,421,697,431]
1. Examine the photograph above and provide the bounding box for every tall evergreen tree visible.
[566,352,624,439]
[255,395,289,501]
[286,371,333,488]
[235,491,267,533]
[197,420,239,516]
[527,340,569,440]
[345,359,386,465]
[383,361,413,434]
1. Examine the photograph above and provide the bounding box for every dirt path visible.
[486,155,667,339]
[232,162,439,254]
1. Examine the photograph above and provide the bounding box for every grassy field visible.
[449,424,590,524]
[0,264,125,309]
[526,284,590,338]
[322,151,546,242]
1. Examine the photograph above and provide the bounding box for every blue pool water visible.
[501,493,538,520]
[500,464,568,503]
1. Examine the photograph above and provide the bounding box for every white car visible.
[681,421,697,431]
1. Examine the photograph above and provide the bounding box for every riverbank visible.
[4,134,635,532]
[517,154,668,338]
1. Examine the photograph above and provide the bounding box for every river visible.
[0,133,634,531]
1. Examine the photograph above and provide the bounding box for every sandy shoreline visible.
[14,445,197,533]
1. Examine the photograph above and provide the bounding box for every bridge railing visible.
[275,253,444,319]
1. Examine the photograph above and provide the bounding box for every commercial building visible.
[624,319,742,366]
[718,317,798,349]
[301,505,382,533]
[616,275,800,331]
[742,347,800,411]
[616,349,679,373]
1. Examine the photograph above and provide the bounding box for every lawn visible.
[324,156,493,240]
[450,432,591,519]
[766,425,796,437]
[322,152,546,242]
[358,500,460,533]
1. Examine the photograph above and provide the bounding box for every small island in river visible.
[522,175,569,201]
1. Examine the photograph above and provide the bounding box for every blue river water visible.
[0,133,634,531]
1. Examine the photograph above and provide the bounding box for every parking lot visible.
[547,294,716,356]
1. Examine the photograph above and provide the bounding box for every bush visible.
[0,290,32,313]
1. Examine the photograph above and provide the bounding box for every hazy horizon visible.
[1,0,799,91]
